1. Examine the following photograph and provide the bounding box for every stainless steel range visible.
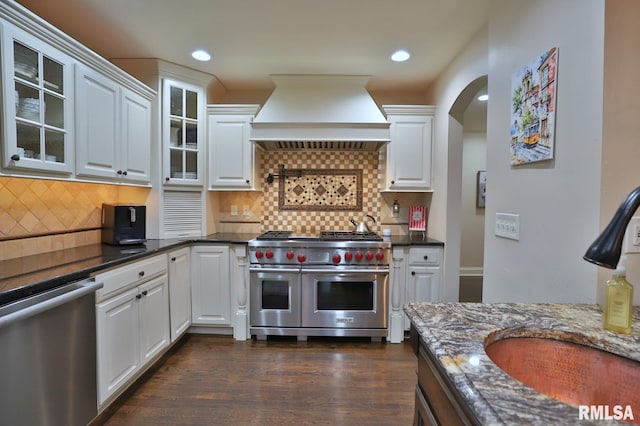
[249,230,390,341]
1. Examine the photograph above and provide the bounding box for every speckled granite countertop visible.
[403,303,640,425]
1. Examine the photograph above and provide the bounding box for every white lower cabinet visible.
[190,245,231,326]
[404,247,442,331]
[95,255,170,407]
[168,247,191,341]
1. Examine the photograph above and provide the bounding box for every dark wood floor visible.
[96,334,417,425]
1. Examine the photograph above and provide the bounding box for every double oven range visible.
[249,230,390,341]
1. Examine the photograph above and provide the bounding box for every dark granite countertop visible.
[0,231,441,308]
[0,232,258,307]
[404,302,640,425]
[387,235,444,246]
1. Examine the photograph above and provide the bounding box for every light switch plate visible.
[623,216,640,253]
[495,213,520,241]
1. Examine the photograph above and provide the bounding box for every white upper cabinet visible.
[0,3,155,183]
[75,64,151,184]
[1,24,74,174]
[162,79,205,187]
[381,105,435,191]
[208,104,260,190]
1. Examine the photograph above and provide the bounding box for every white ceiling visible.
[15,0,489,93]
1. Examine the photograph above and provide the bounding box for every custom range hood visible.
[250,75,390,151]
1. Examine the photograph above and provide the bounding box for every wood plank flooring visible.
[96,334,417,425]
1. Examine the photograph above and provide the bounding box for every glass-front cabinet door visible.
[162,79,203,186]
[1,26,74,174]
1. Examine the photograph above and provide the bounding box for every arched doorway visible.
[445,75,488,302]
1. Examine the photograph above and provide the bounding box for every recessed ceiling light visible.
[191,50,211,62]
[390,50,411,62]
[477,94,489,101]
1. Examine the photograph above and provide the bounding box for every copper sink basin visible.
[485,336,640,418]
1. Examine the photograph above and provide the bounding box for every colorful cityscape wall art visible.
[510,47,558,165]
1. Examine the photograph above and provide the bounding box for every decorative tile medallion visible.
[260,151,380,234]
[279,168,362,211]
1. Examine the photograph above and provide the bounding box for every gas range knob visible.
[365,252,374,261]
[255,250,264,259]
[266,251,274,259]
[297,255,306,263]
[344,252,353,262]
[332,254,341,264]
[355,252,364,261]
[286,251,295,260]
[376,252,385,261]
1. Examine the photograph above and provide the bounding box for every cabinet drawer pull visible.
[411,271,416,276]
[138,271,145,278]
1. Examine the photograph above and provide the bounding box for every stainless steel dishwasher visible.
[0,278,103,426]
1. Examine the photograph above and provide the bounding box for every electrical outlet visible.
[623,216,640,253]
[243,205,251,217]
[230,205,238,216]
[495,213,520,241]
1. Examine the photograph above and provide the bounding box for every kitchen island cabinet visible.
[404,302,640,425]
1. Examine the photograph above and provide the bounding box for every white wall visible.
[599,0,640,305]
[461,132,486,272]
[483,0,604,302]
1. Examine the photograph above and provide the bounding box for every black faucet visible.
[584,186,640,269]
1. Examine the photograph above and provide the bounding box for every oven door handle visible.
[249,267,301,274]
[300,268,389,274]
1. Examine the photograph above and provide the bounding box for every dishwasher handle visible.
[0,279,103,329]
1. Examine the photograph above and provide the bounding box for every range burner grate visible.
[319,230,383,242]
[256,230,293,240]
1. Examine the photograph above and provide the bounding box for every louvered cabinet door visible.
[161,190,204,238]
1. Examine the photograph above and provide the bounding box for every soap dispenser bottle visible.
[603,256,633,334]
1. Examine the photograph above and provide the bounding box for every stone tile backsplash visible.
[0,177,149,260]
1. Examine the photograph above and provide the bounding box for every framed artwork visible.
[510,47,558,165]
[476,171,486,208]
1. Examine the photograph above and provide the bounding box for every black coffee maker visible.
[101,203,146,245]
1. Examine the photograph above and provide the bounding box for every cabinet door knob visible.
[11,154,20,161]
[136,294,142,299]
[411,271,416,276]
[423,255,429,260]
[165,177,170,182]
[117,170,123,175]
[171,257,176,262]
[391,180,395,185]
[246,179,250,184]
[122,170,128,176]
[138,271,145,278]
[141,290,148,296]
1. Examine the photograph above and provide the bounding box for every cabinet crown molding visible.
[382,105,436,116]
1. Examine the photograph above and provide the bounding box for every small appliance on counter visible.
[101,203,146,245]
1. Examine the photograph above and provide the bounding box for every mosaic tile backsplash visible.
[260,151,380,234]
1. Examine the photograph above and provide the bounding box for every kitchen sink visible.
[484,334,640,410]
